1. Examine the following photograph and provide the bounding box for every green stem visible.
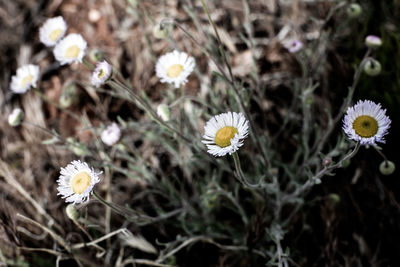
[232,152,261,189]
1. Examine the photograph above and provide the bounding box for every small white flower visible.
[101,123,121,146]
[284,40,303,53]
[53,33,87,65]
[91,60,112,87]
[365,35,382,49]
[57,160,101,204]
[10,64,40,94]
[343,100,391,145]
[202,112,249,157]
[8,108,24,127]
[39,16,67,47]
[155,50,195,88]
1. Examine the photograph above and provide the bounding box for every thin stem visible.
[285,142,361,201]
[373,146,388,164]
[232,152,261,189]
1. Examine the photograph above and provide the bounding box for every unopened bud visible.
[153,22,171,39]
[157,104,171,121]
[342,159,351,168]
[89,49,105,62]
[365,35,382,49]
[379,160,395,175]
[59,83,78,108]
[347,3,362,18]
[66,204,79,220]
[328,193,340,204]
[8,108,24,127]
[322,157,332,167]
[363,58,381,76]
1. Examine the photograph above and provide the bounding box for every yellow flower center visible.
[167,64,183,78]
[352,115,378,138]
[71,171,91,194]
[215,126,238,147]
[98,69,106,78]
[65,45,80,59]
[49,28,63,42]
[20,75,33,87]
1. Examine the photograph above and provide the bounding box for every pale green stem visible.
[232,152,261,189]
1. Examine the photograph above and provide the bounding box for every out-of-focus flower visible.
[39,16,67,47]
[284,40,303,53]
[57,160,101,204]
[54,33,87,65]
[343,100,391,145]
[202,112,249,157]
[10,64,40,94]
[91,60,112,87]
[8,108,24,127]
[155,50,195,88]
[101,123,121,146]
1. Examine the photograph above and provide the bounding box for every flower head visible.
[91,60,112,87]
[365,35,382,49]
[8,108,24,127]
[101,123,121,146]
[284,40,303,53]
[155,50,195,88]
[53,33,87,65]
[39,16,67,47]
[343,100,391,145]
[10,64,40,94]
[202,112,249,157]
[57,160,101,204]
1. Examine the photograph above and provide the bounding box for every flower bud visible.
[8,108,24,127]
[322,157,332,167]
[342,159,351,168]
[328,193,341,204]
[66,204,79,220]
[347,3,362,18]
[365,35,382,49]
[379,160,395,175]
[89,49,105,62]
[363,58,381,76]
[157,104,171,121]
[59,83,78,108]
[153,23,170,39]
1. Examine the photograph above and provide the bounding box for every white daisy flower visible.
[53,33,87,65]
[39,16,67,47]
[202,112,249,157]
[91,60,112,87]
[10,64,40,94]
[57,160,101,204]
[343,100,391,145]
[155,50,195,88]
[284,40,303,53]
[101,123,121,146]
